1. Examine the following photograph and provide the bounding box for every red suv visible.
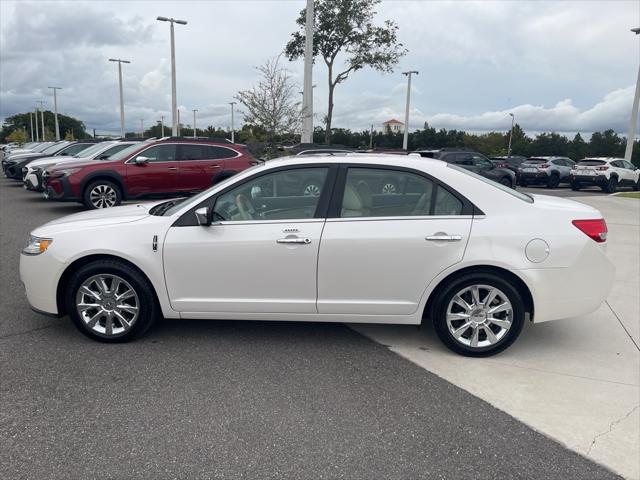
[42,138,258,209]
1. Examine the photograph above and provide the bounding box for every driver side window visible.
[213,167,329,221]
[134,145,176,162]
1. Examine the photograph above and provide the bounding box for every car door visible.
[616,160,636,185]
[125,144,179,197]
[317,166,473,316]
[623,161,640,184]
[471,154,498,181]
[163,165,335,314]
[176,144,234,191]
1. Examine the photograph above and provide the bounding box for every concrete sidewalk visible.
[353,195,640,479]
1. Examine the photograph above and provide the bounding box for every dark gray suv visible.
[414,149,517,188]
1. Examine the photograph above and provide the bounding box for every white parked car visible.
[570,157,640,193]
[20,155,615,356]
[22,141,140,191]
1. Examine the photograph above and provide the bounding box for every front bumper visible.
[42,176,80,202]
[19,252,64,316]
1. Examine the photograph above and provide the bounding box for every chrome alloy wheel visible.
[303,184,321,196]
[446,284,513,349]
[75,274,139,336]
[89,184,117,208]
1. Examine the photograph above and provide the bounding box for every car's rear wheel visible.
[604,176,618,193]
[432,273,525,357]
[547,173,560,188]
[634,179,639,191]
[66,259,158,342]
[571,181,581,191]
[518,178,528,187]
[84,180,122,209]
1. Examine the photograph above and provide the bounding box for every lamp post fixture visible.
[159,115,165,137]
[192,109,198,138]
[36,100,46,141]
[140,119,144,137]
[624,27,640,161]
[156,16,187,136]
[29,112,34,142]
[48,87,62,140]
[402,70,418,150]
[34,107,39,141]
[108,59,131,138]
[301,0,314,144]
[507,113,515,157]
[229,101,236,143]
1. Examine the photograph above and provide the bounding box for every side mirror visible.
[98,154,109,160]
[134,156,149,165]
[194,207,211,226]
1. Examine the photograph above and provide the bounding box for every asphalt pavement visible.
[0,178,620,479]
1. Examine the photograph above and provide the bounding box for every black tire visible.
[499,177,512,188]
[547,173,560,188]
[571,181,581,191]
[604,176,618,194]
[518,178,527,187]
[431,272,525,357]
[65,259,158,342]
[83,179,122,209]
[633,179,639,192]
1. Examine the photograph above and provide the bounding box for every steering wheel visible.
[235,193,255,220]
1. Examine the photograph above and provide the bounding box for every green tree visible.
[7,128,28,144]
[529,132,570,156]
[568,133,588,160]
[285,0,406,144]
[588,129,624,157]
[0,111,88,142]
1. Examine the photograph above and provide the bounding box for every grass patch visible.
[614,192,640,199]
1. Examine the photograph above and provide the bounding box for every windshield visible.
[448,164,534,203]
[58,143,93,157]
[75,142,115,158]
[42,142,68,154]
[106,143,143,161]
[32,143,53,152]
[159,163,265,216]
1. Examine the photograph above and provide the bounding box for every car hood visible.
[27,155,77,168]
[32,201,166,236]
[7,152,43,162]
[47,158,113,170]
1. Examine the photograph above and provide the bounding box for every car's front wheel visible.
[84,180,122,209]
[431,273,525,357]
[66,259,158,342]
[499,177,513,188]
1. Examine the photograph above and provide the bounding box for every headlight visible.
[23,235,53,255]
[51,168,80,178]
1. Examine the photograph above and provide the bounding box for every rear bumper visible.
[519,172,549,184]
[570,174,608,186]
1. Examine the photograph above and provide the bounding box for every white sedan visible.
[19,154,614,356]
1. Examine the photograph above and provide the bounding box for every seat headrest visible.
[342,184,363,210]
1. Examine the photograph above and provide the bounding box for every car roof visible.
[579,157,625,163]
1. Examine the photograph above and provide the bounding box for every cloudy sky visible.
[1,0,638,137]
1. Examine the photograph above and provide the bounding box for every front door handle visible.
[277,238,312,245]
[426,234,462,242]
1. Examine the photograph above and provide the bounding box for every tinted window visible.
[577,159,606,166]
[471,155,493,168]
[178,144,209,161]
[213,167,329,221]
[525,158,548,164]
[623,161,636,170]
[434,187,463,215]
[135,144,176,162]
[207,146,239,159]
[340,167,463,218]
[610,161,622,168]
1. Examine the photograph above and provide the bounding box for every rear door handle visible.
[167,166,178,171]
[277,238,312,245]
[425,234,462,242]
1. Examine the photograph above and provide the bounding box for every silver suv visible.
[518,156,576,188]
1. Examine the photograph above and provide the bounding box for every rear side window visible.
[577,159,606,166]
[207,146,239,159]
[178,144,209,160]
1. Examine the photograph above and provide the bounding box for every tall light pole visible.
[507,113,515,157]
[29,112,34,142]
[624,27,640,162]
[229,101,236,143]
[34,107,39,141]
[108,59,131,138]
[157,16,187,137]
[301,0,314,143]
[192,109,198,138]
[48,87,62,140]
[160,116,165,137]
[402,71,418,150]
[370,124,374,149]
[140,119,144,137]
[36,100,46,141]
[177,109,181,136]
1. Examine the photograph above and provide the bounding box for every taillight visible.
[596,166,609,171]
[572,219,608,243]
[538,164,550,169]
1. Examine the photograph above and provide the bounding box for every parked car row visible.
[3,137,260,209]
